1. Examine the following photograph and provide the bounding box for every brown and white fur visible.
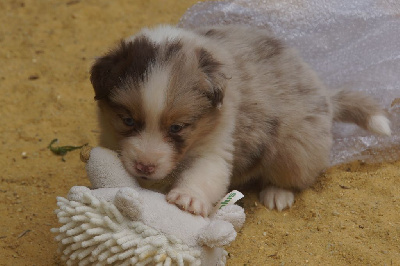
[90,25,391,216]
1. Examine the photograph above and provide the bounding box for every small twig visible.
[17,230,31,239]
[48,139,88,161]
[0,236,7,239]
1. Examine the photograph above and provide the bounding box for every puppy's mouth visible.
[134,172,163,181]
[120,157,172,181]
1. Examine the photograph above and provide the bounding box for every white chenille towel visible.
[52,147,245,265]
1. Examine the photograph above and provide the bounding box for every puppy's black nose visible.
[135,162,155,175]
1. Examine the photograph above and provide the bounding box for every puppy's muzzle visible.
[135,161,156,176]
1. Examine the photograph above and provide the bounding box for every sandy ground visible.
[0,0,399,265]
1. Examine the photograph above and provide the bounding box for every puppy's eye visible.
[122,117,136,127]
[169,124,184,134]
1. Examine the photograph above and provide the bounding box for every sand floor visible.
[0,0,399,265]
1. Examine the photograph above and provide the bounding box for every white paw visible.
[167,188,211,217]
[259,187,294,211]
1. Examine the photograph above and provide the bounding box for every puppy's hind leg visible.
[259,128,332,211]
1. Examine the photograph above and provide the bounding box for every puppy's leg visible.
[259,125,332,211]
[166,154,231,217]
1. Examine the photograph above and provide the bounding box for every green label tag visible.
[211,190,244,215]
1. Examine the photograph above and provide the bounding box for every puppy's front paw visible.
[167,188,211,217]
[259,186,295,211]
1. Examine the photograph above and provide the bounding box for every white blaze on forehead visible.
[141,65,171,131]
[121,65,175,180]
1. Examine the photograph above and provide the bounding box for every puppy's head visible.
[90,28,227,181]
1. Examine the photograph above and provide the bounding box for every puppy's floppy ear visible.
[90,37,158,100]
[197,48,227,107]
